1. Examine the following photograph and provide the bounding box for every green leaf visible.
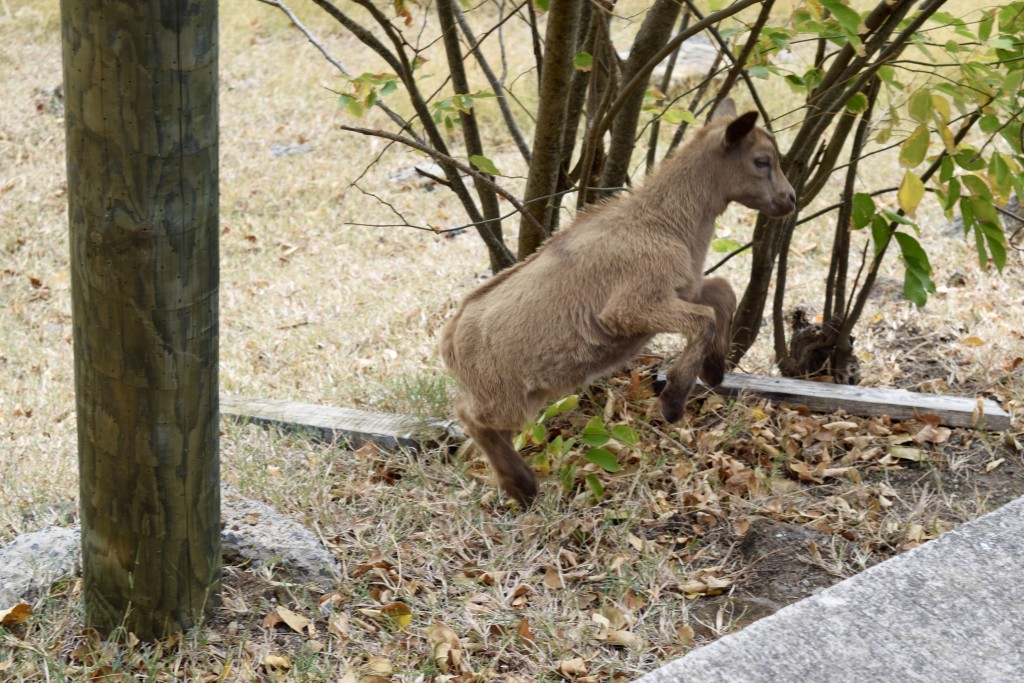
[965,198,999,225]
[845,92,869,113]
[610,424,639,448]
[939,156,954,183]
[585,474,605,501]
[961,174,991,200]
[821,0,863,36]
[991,153,1011,194]
[542,394,579,420]
[584,448,621,473]
[979,9,995,40]
[469,154,500,176]
[559,462,577,492]
[661,109,695,125]
[943,177,961,213]
[899,125,930,167]
[870,215,891,257]
[979,220,1007,272]
[907,88,932,123]
[897,171,926,217]
[851,192,875,229]
[532,422,546,445]
[893,232,935,307]
[580,417,609,448]
[711,238,744,253]
[533,0,549,11]
[338,93,364,117]
[573,52,593,71]
[955,148,985,171]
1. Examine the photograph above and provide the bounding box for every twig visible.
[594,0,764,144]
[454,3,532,163]
[339,125,545,241]
[704,240,752,276]
[256,0,415,137]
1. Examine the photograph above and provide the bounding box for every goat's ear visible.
[724,111,759,147]
[710,98,737,121]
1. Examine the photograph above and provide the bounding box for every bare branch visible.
[339,124,544,247]
[454,3,532,162]
[596,0,763,144]
[257,0,415,136]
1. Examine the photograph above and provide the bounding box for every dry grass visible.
[2,0,1023,680]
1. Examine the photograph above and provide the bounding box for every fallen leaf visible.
[889,445,926,462]
[557,657,588,677]
[275,606,311,634]
[0,603,31,627]
[426,621,463,674]
[604,629,642,648]
[380,601,412,630]
[787,460,823,483]
[365,655,393,673]
[543,565,564,589]
[517,618,536,647]
[985,458,1005,473]
[354,441,380,459]
[676,624,695,645]
[329,613,350,639]
[508,584,531,609]
[823,421,858,432]
[913,424,951,445]
[261,610,283,629]
[960,335,985,346]
[600,605,631,631]
[263,654,291,671]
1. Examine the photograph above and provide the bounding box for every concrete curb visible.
[636,495,1024,683]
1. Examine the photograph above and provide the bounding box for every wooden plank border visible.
[709,373,1011,431]
[220,396,461,451]
[222,372,1012,454]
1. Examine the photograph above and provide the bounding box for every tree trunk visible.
[598,0,682,196]
[61,0,221,639]
[517,0,584,260]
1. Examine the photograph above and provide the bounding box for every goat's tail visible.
[439,306,463,376]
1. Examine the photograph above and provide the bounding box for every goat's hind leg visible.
[696,277,736,387]
[456,400,538,508]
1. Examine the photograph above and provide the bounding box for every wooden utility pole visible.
[61,0,221,639]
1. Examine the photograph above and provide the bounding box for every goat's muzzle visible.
[768,190,797,217]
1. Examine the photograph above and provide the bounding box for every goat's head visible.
[709,100,796,218]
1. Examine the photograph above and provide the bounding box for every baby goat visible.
[440,100,796,507]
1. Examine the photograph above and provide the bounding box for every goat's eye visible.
[754,158,771,169]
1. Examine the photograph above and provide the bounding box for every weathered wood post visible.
[61,0,220,638]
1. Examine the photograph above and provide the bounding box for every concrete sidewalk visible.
[637,495,1024,683]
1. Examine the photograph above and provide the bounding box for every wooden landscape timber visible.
[222,371,1010,456]
[220,396,460,450]
[707,373,1011,431]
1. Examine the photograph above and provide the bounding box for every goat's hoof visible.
[658,389,687,424]
[699,355,726,387]
[503,476,539,510]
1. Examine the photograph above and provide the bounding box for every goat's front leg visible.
[599,294,717,423]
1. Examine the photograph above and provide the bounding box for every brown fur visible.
[440,100,796,507]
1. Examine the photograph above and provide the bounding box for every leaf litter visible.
[17,364,1002,681]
